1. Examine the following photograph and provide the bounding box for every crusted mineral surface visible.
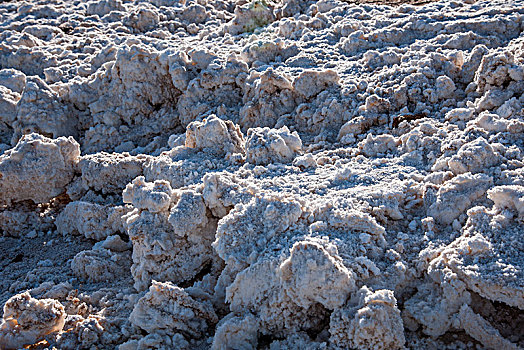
[1,0,524,349]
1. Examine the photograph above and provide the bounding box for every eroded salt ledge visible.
[0,0,523,348]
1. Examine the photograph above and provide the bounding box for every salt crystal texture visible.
[0,0,523,348]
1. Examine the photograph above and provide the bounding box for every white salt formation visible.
[0,292,66,349]
[0,133,79,206]
[329,287,405,350]
[245,126,302,165]
[0,0,523,348]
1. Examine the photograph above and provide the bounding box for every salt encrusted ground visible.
[0,0,523,348]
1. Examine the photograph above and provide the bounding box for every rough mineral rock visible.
[13,76,78,142]
[56,201,131,240]
[488,185,524,221]
[403,280,471,337]
[123,176,173,213]
[280,241,356,309]
[0,133,80,206]
[71,246,131,283]
[1,0,524,348]
[447,137,500,175]
[214,194,303,268]
[245,126,302,165]
[185,115,245,157]
[0,69,26,94]
[0,85,19,144]
[426,173,493,225]
[292,70,340,99]
[211,313,259,350]
[429,206,524,311]
[0,292,66,349]
[358,134,399,157]
[458,305,520,350]
[129,281,218,338]
[225,258,330,337]
[329,287,405,350]
[119,332,190,350]
[78,153,149,195]
[124,181,217,291]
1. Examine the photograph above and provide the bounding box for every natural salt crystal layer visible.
[0,0,524,349]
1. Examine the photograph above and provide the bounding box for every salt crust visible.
[0,133,79,206]
[0,0,523,349]
[0,292,66,349]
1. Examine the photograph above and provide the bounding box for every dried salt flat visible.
[0,0,523,348]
